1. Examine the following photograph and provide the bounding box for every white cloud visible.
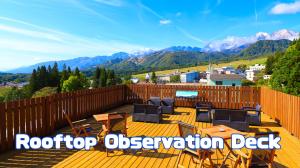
[270,1,300,14]
[160,19,171,25]
[0,17,147,70]
[204,29,299,51]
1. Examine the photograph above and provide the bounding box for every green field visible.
[133,57,267,80]
[0,87,11,96]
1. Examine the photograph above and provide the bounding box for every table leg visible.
[220,141,235,167]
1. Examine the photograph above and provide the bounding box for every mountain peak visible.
[204,29,299,52]
[162,46,202,52]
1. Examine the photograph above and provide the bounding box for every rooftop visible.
[210,74,244,80]
[1,105,300,168]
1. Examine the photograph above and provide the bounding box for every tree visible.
[107,69,116,86]
[170,75,180,83]
[270,39,300,96]
[62,76,82,92]
[60,64,70,89]
[61,73,88,92]
[74,67,80,77]
[4,87,27,102]
[92,67,101,88]
[49,62,60,88]
[237,64,247,73]
[99,68,107,87]
[265,52,282,75]
[241,79,255,86]
[151,71,157,84]
[38,66,48,88]
[29,69,39,94]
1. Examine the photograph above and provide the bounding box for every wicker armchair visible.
[242,104,262,126]
[230,110,249,132]
[147,96,161,106]
[145,105,162,123]
[195,102,212,122]
[132,104,146,122]
[161,97,175,114]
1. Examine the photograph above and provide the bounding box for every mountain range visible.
[6,29,298,74]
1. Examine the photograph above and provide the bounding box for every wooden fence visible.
[260,87,300,139]
[0,85,126,152]
[126,84,261,109]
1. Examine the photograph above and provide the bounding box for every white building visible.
[263,75,271,80]
[249,64,265,71]
[245,70,260,81]
[157,75,171,83]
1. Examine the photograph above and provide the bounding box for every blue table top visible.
[176,90,198,98]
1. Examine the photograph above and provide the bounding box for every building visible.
[180,71,199,83]
[245,69,260,81]
[208,74,244,86]
[157,75,171,83]
[263,75,271,80]
[249,64,265,71]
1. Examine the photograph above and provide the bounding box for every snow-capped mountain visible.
[161,46,203,52]
[204,29,299,52]
[130,48,156,57]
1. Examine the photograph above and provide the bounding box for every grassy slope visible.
[0,87,11,97]
[133,57,267,80]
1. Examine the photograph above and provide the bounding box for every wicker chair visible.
[176,121,214,168]
[161,97,175,114]
[145,105,162,123]
[230,110,249,132]
[242,104,262,126]
[212,109,249,132]
[195,102,212,122]
[147,96,161,106]
[133,104,146,122]
[212,109,231,127]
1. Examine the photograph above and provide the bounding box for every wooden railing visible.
[260,87,300,139]
[0,85,126,152]
[0,84,299,153]
[126,84,261,109]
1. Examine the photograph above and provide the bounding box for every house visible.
[157,75,171,83]
[222,66,236,74]
[180,71,199,83]
[263,75,271,80]
[131,78,139,84]
[208,74,244,86]
[245,69,260,81]
[249,64,265,71]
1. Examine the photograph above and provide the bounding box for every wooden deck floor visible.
[1,105,300,168]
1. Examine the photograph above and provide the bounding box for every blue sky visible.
[0,0,300,70]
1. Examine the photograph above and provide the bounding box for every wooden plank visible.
[0,102,6,152]
[6,102,13,150]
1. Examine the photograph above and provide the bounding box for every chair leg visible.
[199,158,204,168]
[175,150,183,168]
[233,156,240,168]
[208,155,214,168]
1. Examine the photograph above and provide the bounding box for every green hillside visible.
[133,57,267,80]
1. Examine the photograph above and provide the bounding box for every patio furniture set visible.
[176,121,279,168]
[132,96,175,123]
[62,95,271,167]
[196,102,262,131]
